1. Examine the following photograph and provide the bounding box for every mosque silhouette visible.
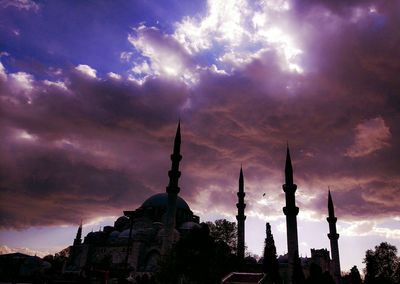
[66,122,342,284]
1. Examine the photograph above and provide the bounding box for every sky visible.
[0,0,400,273]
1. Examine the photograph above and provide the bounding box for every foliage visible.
[41,248,70,276]
[156,223,239,284]
[364,242,399,284]
[343,265,362,284]
[262,223,282,284]
[206,219,237,253]
[350,266,362,284]
[304,263,334,284]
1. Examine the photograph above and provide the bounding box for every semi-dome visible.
[141,193,190,211]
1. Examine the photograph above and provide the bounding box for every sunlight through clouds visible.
[174,0,303,73]
[128,25,198,84]
[126,0,304,85]
[1,0,400,274]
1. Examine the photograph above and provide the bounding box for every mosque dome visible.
[84,231,106,244]
[141,193,190,211]
[114,216,129,231]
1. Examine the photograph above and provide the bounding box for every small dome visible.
[141,193,190,210]
[84,231,106,244]
[114,216,129,231]
[103,226,114,234]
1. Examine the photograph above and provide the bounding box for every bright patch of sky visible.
[125,0,303,85]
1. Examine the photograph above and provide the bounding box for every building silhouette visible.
[328,190,342,284]
[161,121,182,254]
[282,146,300,284]
[66,122,200,274]
[65,124,342,282]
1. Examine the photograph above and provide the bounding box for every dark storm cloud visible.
[0,134,151,228]
[1,0,400,229]
[0,67,191,228]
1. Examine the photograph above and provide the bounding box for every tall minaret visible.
[236,166,246,260]
[282,145,299,284]
[73,220,82,246]
[327,190,342,284]
[162,122,182,254]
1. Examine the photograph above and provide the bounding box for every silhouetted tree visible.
[348,266,363,284]
[43,248,70,275]
[343,266,362,284]
[304,263,334,284]
[364,242,399,284]
[156,223,239,284]
[206,219,237,253]
[305,263,322,284]
[262,223,282,284]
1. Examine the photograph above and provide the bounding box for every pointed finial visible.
[285,144,293,185]
[328,188,335,217]
[239,165,244,193]
[173,120,181,155]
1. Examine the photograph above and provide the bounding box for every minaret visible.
[236,166,246,260]
[162,122,182,254]
[73,220,82,246]
[327,190,342,284]
[282,145,299,284]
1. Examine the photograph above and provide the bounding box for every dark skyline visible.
[0,0,399,272]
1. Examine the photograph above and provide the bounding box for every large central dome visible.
[141,193,191,211]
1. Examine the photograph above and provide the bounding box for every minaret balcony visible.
[236,203,246,209]
[282,184,297,193]
[327,216,337,223]
[328,232,339,240]
[236,215,246,221]
[283,206,299,216]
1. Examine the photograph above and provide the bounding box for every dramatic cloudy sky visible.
[0,0,399,272]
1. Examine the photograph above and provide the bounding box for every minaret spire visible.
[285,144,293,185]
[327,190,342,284]
[162,122,182,254]
[167,120,182,194]
[236,165,246,260]
[282,144,299,284]
[328,189,335,217]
